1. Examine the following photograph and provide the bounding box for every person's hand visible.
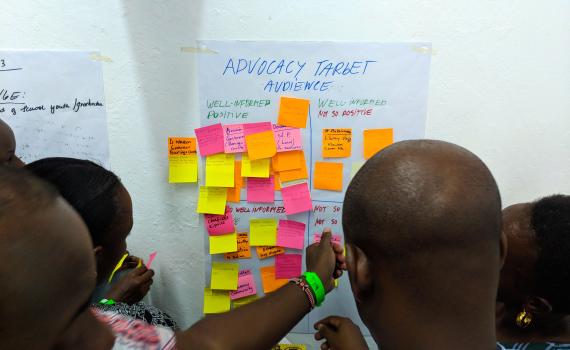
[119,253,143,270]
[105,266,154,305]
[306,229,346,293]
[314,316,369,350]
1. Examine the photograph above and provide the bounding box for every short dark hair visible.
[25,157,122,246]
[531,194,570,313]
[0,165,58,221]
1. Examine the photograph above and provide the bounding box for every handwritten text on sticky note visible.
[322,128,352,158]
[225,233,251,260]
[277,220,306,250]
[230,269,257,300]
[195,124,225,156]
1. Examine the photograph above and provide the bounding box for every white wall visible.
[1,0,568,330]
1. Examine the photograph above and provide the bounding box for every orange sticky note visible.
[272,151,304,172]
[277,97,310,128]
[278,151,308,183]
[274,172,281,191]
[363,128,393,159]
[260,266,288,293]
[322,129,352,158]
[227,161,243,203]
[256,246,286,259]
[245,131,277,160]
[168,137,196,156]
[225,233,251,260]
[314,162,343,192]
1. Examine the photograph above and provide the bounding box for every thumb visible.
[319,228,332,248]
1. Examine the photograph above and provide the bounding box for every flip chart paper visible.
[197,186,227,215]
[225,233,251,259]
[209,232,238,255]
[169,154,198,183]
[273,125,303,152]
[277,220,306,250]
[203,288,230,314]
[277,97,310,128]
[205,206,235,235]
[322,129,352,158]
[227,160,243,202]
[146,251,158,269]
[211,262,239,290]
[195,123,225,156]
[281,183,312,215]
[256,246,286,259]
[243,122,273,136]
[275,254,303,279]
[0,51,110,167]
[247,177,275,203]
[314,162,343,191]
[250,218,277,246]
[363,128,394,159]
[273,150,304,172]
[169,137,197,155]
[241,154,270,178]
[205,153,235,187]
[230,270,257,300]
[350,161,365,179]
[245,130,277,160]
[223,124,246,153]
[260,266,289,293]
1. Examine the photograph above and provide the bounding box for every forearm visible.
[178,282,311,350]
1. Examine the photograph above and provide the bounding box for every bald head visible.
[0,166,96,348]
[0,119,24,167]
[344,140,502,306]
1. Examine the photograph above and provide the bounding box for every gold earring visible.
[515,308,533,328]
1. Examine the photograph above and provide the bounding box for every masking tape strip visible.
[90,52,113,62]
[412,46,437,55]
[180,46,218,54]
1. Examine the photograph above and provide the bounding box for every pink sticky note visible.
[247,176,275,203]
[204,206,235,235]
[146,251,157,269]
[223,124,246,153]
[313,233,342,245]
[243,122,272,136]
[273,125,303,152]
[275,254,302,279]
[230,269,257,300]
[281,183,312,215]
[195,124,225,156]
[277,220,306,250]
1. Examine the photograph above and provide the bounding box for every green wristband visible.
[303,272,325,307]
[99,298,116,305]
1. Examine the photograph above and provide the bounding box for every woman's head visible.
[498,195,570,324]
[26,157,133,283]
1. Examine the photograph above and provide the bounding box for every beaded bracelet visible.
[290,278,316,309]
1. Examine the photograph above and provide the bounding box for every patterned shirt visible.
[498,342,570,350]
[92,308,177,350]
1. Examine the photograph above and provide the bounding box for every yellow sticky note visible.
[249,218,277,246]
[241,154,270,178]
[272,345,307,350]
[209,232,238,254]
[260,266,288,293]
[322,128,352,158]
[225,233,251,260]
[363,128,394,159]
[169,154,198,183]
[197,186,227,215]
[351,161,365,179]
[277,97,310,128]
[245,131,277,160]
[314,161,343,192]
[203,288,230,314]
[107,252,129,284]
[232,295,259,308]
[205,153,235,187]
[211,262,239,290]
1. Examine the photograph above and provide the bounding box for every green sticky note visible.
[203,288,230,314]
[211,262,239,290]
[241,154,270,178]
[205,153,235,187]
[210,232,238,254]
[197,186,227,215]
[249,218,277,246]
